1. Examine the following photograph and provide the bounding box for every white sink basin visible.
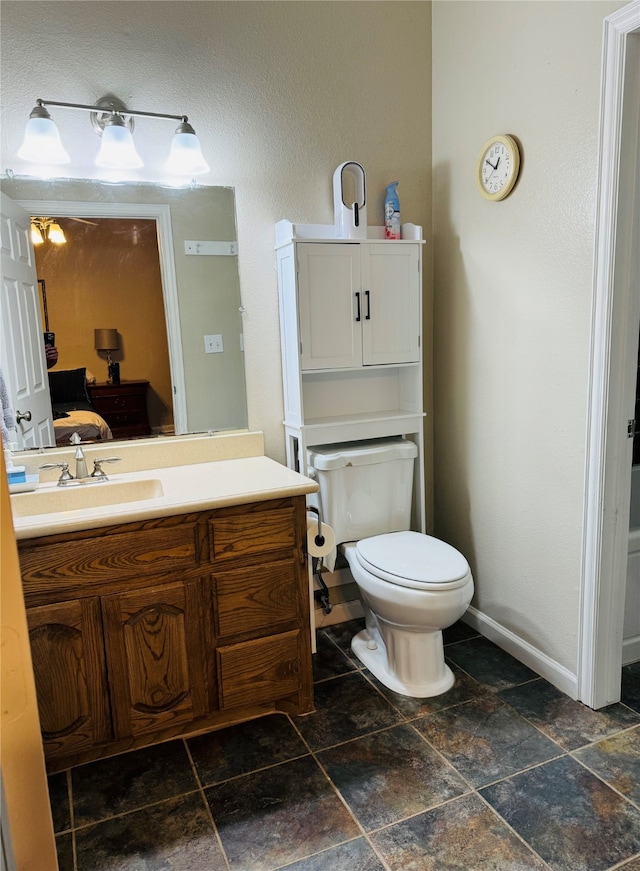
[10,478,165,518]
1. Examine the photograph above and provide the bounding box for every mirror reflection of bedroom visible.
[35,215,174,445]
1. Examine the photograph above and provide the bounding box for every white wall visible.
[432,0,624,681]
[0,0,433,510]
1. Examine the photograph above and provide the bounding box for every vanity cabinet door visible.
[26,598,111,759]
[102,578,210,740]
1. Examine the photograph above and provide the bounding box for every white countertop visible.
[11,455,318,540]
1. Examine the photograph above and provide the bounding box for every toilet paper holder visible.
[307,504,325,547]
[307,505,333,615]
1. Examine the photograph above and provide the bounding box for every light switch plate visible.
[204,334,224,353]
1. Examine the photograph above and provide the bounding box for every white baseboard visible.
[463,606,579,700]
[622,635,640,666]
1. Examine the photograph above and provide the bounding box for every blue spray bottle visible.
[384,182,400,239]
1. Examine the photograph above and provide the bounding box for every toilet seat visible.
[355,531,471,591]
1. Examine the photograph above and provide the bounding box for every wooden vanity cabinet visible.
[18,496,313,772]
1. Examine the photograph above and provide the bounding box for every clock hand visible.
[485,158,497,171]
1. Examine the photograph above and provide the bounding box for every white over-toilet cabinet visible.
[275,220,427,533]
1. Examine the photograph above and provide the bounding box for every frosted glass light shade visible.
[17,116,70,165]
[165,124,210,176]
[95,123,143,169]
[30,223,45,245]
[48,223,66,245]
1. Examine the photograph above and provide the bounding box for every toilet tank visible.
[306,438,418,545]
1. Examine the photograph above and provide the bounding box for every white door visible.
[0,192,54,448]
[361,244,421,366]
[298,243,363,370]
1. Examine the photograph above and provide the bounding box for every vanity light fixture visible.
[30,217,67,246]
[18,95,210,176]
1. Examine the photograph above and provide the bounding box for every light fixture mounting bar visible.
[34,98,188,124]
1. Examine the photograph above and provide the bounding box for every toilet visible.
[306,438,474,698]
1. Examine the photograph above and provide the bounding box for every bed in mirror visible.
[0,176,248,449]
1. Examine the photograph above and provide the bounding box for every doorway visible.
[580,1,640,709]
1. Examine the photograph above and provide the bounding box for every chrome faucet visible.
[70,432,88,479]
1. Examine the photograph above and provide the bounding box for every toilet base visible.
[351,628,455,698]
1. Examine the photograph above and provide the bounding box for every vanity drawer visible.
[214,558,300,637]
[209,506,297,563]
[217,629,301,709]
[20,523,200,600]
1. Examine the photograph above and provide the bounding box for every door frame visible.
[16,198,188,435]
[580,0,640,709]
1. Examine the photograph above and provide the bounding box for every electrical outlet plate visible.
[204,334,224,353]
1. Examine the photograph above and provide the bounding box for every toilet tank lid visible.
[307,438,418,471]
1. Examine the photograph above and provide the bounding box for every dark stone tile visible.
[480,755,640,871]
[72,740,197,827]
[443,620,481,646]
[498,678,640,750]
[48,771,71,833]
[188,713,308,786]
[574,725,640,805]
[322,619,365,665]
[75,792,226,871]
[413,695,561,787]
[55,832,74,871]
[281,837,386,871]
[622,661,640,713]
[366,661,491,719]
[318,723,468,830]
[313,630,359,682]
[445,636,538,691]
[204,755,360,870]
[371,793,548,870]
[293,672,402,750]
[618,857,640,870]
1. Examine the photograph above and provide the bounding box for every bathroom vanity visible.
[11,434,317,773]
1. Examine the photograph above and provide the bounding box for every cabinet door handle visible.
[365,290,371,320]
[355,291,361,322]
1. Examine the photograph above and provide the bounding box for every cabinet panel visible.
[102,579,209,739]
[27,598,111,758]
[298,243,362,370]
[361,245,420,365]
[215,558,300,637]
[217,630,301,709]
[20,523,200,596]
[210,507,296,562]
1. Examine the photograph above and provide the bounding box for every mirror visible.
[0,176,248,448]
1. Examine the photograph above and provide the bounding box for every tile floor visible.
[49,619,640,871]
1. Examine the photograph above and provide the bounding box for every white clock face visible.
[480,141,513,195]
[477,135,520,201]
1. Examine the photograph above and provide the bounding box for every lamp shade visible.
[18,114,71,165]
[95,117,143,169]
[94,328,119,351]
[165,121,210,176]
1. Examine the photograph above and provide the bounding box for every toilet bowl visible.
[306,438,474,698]
[343,531,473,697]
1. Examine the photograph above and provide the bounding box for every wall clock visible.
[476,134,521,201]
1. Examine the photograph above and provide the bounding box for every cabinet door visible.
[361,244,420,365]
[102,579,209,740]
[298,243,362,370]
[27,598,111,759]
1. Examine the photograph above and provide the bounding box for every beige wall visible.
[432,0,624,675]
[0,0,433,501]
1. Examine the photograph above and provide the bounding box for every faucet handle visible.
[91,457,121,479]
[40,462,74,484]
